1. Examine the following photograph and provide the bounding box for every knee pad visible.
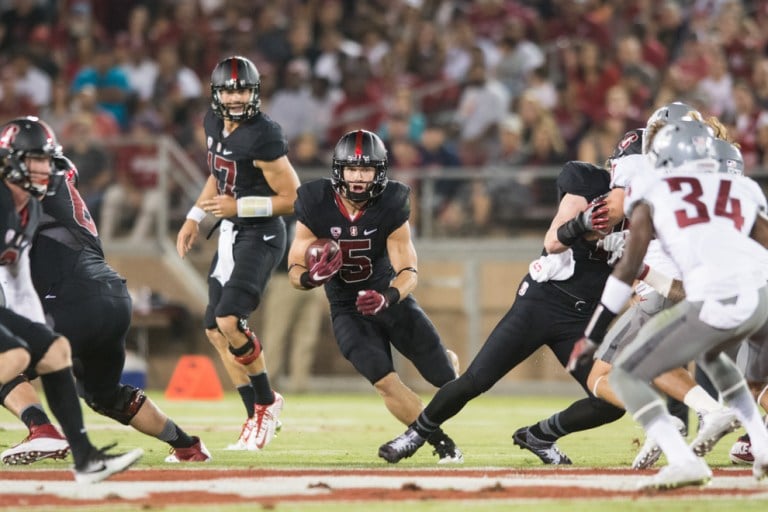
[0,374,29,404]
[227,319,262,365]
[86,385,147,425]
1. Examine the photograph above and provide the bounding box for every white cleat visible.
[73,447,143,484]
[246,392,284,451]
[632,416,686,470]
[690,409,740,456]
[639,459,712,491]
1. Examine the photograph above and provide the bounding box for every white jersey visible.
[610,154,681,296]
[0,248,46,323]
[625,164,768,303]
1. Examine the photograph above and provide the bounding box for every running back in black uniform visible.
[288,129,463,463]
[379,159,626,464]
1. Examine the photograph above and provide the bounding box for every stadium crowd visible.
[3,0,768,236]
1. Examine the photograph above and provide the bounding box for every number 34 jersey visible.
[625,167,768,302]
[294,178,411,311]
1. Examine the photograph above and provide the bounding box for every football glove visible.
[303,244,343,287]
[356,290,390,315]
[598,229,629,265]
[567,337,598,373]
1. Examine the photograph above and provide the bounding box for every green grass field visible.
[0,391,765,511]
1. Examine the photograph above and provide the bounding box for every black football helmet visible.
[210,55,261,121]
[0,116,62,197]
[606,128,643,167]
[331,130,388,202]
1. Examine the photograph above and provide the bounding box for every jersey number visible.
[337,239,372,283]
[666,176,744,231]
[208,153,236,195]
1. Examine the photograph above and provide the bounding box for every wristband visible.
[236,196,273,217]
[556,218,587,246]
[600,275,633,313]
[186,206,206,223]
[383,287,400,305]
[641,267,673,298]
[584,304,617,345]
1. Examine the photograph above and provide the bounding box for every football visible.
[305,238,340,264]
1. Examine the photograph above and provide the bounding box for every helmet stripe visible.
[230,58,238,81]
[354,130,363,158]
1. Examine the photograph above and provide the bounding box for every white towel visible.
[528,249,576,283]
[210,220,237,286]
[0,249,46,323]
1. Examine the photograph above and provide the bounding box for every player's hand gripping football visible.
[566,336,598,373]
[579,195,611,235]
[305,242,343,287]
[356,290,390,315]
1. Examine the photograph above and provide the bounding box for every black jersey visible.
[544,161,613,301]
[295,179,410,310]
[0,181,41,266]
[30,162,121,297]
[203,108,288,227]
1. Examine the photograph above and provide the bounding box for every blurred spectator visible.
[523,114,566,167]
[290,132,326,170]
[267,58,315,144]
[731,79,761,171]
[578,84,641,165]
[26,25,59,79]
[100,116,163,242]
[566,39,621,124]
[71,45,133,130]
[0,66,38,119]
[115,34,158,105]
[61,113,113,227]
[8,48,51,107]
[68,84,120,138]
[756,111,768,169]
[39,79,73,136]
[453,62,509,166]
[0,0,50,52]
[696,48,735,119]
[326,56,383,144]
[378,86,426,144]
[489,113,526,166]
[615,33,657,86]
[304,75,343,148]
[494,17,545,100]
[751,57,768,110]
[525,66,557,110]
[151,43,203,137]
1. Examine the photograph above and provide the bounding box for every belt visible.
[543,282,595,312]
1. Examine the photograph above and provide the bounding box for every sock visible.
[646,416,699,465]
[426,427,450,447]
[237,384,256,417]
[530,418,559,442]
[684,385,721,414]
[156,419,196,448]
[20,404,51,430]
[412,413,440,439]
[248,372,275,406]
[40,368,92,468]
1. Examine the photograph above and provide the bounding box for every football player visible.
[286,129,464,464]
[570,118,768,490]
[1,116,210,465]
[570,108,743,470]
[176,55,301,450]
[378,128,629,465]
[0,117,143,483]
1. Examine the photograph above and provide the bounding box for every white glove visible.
[598,230,629,266]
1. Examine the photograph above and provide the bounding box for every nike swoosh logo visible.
[263,235,276,241]
[222,149,233,155]
[311,271,334,281]
[363,228,377,236]
[44,294,56,299]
